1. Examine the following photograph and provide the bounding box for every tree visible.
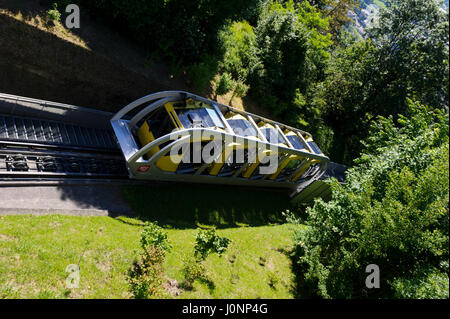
[366,0,449,111]
[310,0,449,163]
[250,0,332,117]
[305,0,361,41]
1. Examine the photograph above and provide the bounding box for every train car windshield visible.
[177,108,224,129]
[146,108,175,138]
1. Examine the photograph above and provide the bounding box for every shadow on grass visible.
[121,183,293,229]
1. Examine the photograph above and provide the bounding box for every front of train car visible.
[110,91,329,194]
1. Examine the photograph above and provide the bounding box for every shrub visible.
[140,222,171,252]
[181,257,209,289]
[127,246,165,299]
[194,229,231,260]
[215,72,235,96]
[47,3,61,22]
[230,80,249,103]
[291,100,449,298]
[187,55,219,93]
[390,264,449,299]
[267,271,279,289]
[218,20,257,81]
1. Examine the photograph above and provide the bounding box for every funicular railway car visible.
[110,91,329,195]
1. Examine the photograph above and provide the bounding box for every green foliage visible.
[312,0,449,163]
[215,72,235,96]
[218,20,258,81]
[364,0,449,111]
[194,229,231,260]
[187,55,219,93]
[47,3,61,22]
[232,80,249,99]
[65,0,262,63]
[310,35,378,163]
[129,222,170,298]
[181,257,209,289]
[390,264,449,299]
[313,0,360,41]
[127,246,165,299]
[140,222,171,252]
[250,0,332,119]
[291,100,449,298]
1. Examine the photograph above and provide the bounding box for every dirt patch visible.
[163,278,182,297]
[0,234,18,241]
[96,252,112,274]
[266,259,275,271]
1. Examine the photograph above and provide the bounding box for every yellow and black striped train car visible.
[111,91,329,195]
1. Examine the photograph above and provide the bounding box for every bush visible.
[291,100,449,298]
[215,73,235,96]
[47,3,61,22]
[187,55,219,93]
[127,246,165,299]
[181,257,209,290]
[218,20,257,81]
[231,81,249,102]
[390,264,449,299]
[194,229,231,260]
[140,222,171,252]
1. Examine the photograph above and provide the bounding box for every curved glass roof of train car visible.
[286,134,306,150]
[307,141,322,154]
[227,118,258,138]
[176,108,224,129]
[260,126,285,145]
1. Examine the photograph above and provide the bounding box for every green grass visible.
[0,184,297,298]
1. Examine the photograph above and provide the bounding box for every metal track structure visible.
[111,91,330,196]
[0,114,127,179]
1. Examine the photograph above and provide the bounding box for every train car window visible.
[260,127,284,144]
[176,141,217,174]
[227,119,258,138]
[276,158,305,181]
[205,108,225,128]
[177,108,224,129]
[218,149,249,177]
[250,153,285,180]
[307,141,322,154]
[147,108,175,139]
[286,135,305,150]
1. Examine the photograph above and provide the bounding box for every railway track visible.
[0,113,128,181]
[0,93,347,205]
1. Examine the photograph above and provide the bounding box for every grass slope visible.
[0,215,295,299]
